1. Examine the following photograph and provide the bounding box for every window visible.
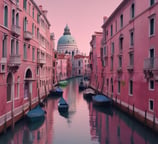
[120,14,123,28]
[111,57,113,70]
[4,6,8,27]
[23,43,27,59]
[129,53,134,66]
[16,13,19,26]
[119,36,123,52]
[130,31,134,46]
[11,39,15,56]
[150,0,155,6]
[32,23,34,36]
[16,77,20,99]
[32,7,34,18]
[131,3,135,19]
[78,61,81,66]
[37,14,40,23]
[115,20,117,33]
[23,0,27,10]
[118,80,120,93]
[149,99,154,111]
[104,46,107,56]
[129,80,133,95]
[2,35,7,57]
[32,47,35,61]
[24,17,27,31]
[12,9,15,25]
[111,24,113,36]
[150,17,155,36]
[118,56,122,68]
[111,42,114,55]
[149,80,154,90]
[16,40,19,55]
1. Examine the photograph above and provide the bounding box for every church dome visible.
[57,25,79,55]
[57,25,77,46]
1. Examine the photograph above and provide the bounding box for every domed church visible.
[57,25,79,56]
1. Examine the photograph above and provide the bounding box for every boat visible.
[58,97,69,113]
[27,117,45,131]
[83,88,96,100]
[59,80,68,86]
[26,105,45,122]
[92,94,112,106]
[49,87,63,97]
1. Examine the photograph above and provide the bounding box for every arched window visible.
[16,13,19,26]
[24,17,27,31]
[4,6,8,27]
[23,0,27,10]
[12,9,15,25]
[7,73,13,101]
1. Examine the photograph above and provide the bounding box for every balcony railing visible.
[8,55,21,72]
[11,25,21,36]
[24,31,32,40]
[144,58,158,71]
[127,65,134,72]
[37,58,46,66]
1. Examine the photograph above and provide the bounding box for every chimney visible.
[43,10,48,17]
[103,16,108,23]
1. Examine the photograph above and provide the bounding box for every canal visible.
[0,77,158,144]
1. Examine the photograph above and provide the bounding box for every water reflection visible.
[0,78,158,144]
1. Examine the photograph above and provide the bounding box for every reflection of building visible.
[0,0,54,133]
[90,0,158,131]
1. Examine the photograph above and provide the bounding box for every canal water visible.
[0,77,158,144]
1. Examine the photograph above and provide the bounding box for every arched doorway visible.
[7,73,13,101]
[24,68,32,99]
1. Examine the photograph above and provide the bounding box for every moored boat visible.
[79,79,86,91]
[58,97,69,113]
[49,87,63,97]
[59,80,68,87]
[92,94,112,106]
[26,105,45,122]
[83,88,96,100]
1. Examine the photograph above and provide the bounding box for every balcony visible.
[24,31,32,40]
[117,67,122,74]
[127,65,134,72]
[8,55,21,72]
[11,25,21,37]
[144,58,158,79]
[37,58,46,67]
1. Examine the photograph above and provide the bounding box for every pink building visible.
[73,54,90,77]
[0,0,54,133]
[89,32,103,91]
[90,0,158,131]
[56,53,72,81]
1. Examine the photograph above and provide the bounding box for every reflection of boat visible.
[49,87,63,97]
[26,105,45,122]
[93,105,113,116]
[59,80,68,86]
[58,97,69,113]
[83,88,95,100]
[92,95,112,106]
[27,117,45,131]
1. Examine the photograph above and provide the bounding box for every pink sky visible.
[35,0,122,55]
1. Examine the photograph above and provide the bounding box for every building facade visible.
[0,0,54,133]
[90,0,158,130]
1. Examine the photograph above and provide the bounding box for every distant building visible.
[56,25,90,79]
